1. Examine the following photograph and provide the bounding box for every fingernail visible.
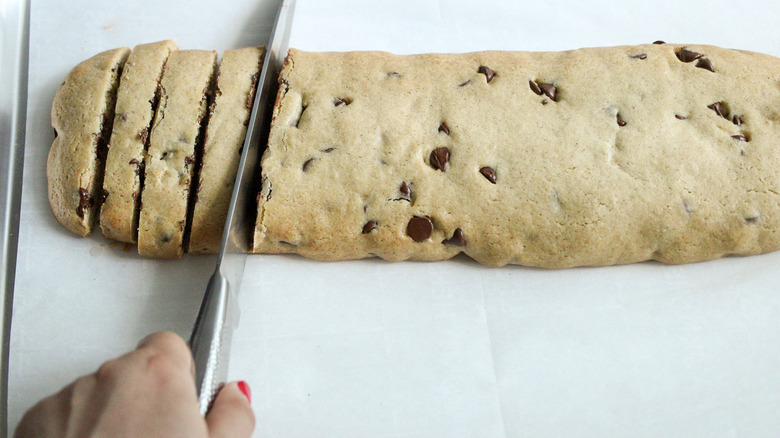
[237,380,251,404]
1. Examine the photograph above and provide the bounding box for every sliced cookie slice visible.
[188,46,265,254]
[137,50,217,258]
[100,40,178,243]
[47,47,130,236]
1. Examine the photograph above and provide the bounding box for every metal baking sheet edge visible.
[0,0,31,434]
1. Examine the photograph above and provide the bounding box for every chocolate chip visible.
[731,134,748,142]
[696,58,714,72]
[745,215,760,224]
[334,97,351,106]
[184,155,194,166]
[362,220,377,234]
[478,65,495,83]
[707,102,729,119]
[442,228,466,247]
[539,83,558,101]
[458,79,472,87]
[653,40,666,44]
[322,147,335,153]
[129,158,140,165]
[541,99,549,105]
[529,80,543,95]
[302,158,315,171]
[616,113,627,127]
[76,188,92,218]
[630,53,648,59]
[438,122,450,135]
[732,115,743,126]
[479,166,497,184]
[675,114,687,120]
[101,189,109,204]
[429,147,450,171]
[399,182,412,200]
[139,127,149,144]
[676,47,703,63]
[407,216,433,242]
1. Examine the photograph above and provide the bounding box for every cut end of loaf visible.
[47,46,130,237]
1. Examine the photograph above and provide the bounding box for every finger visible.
[135,331,195,379]
[136,331,187,352]
[14,380,78,438]
[205,381,255,438]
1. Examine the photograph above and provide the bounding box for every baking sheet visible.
[9,0,780,436]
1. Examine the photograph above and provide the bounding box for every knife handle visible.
[189,269,233,415]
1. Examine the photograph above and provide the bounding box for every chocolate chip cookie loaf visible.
[47,47,130,236]
[137,50,217,258]
[189,46,265,254]
[253,45,780,267]
[47,42,267,258]
[100,40,178,243]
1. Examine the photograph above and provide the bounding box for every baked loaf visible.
[100,40,177,243]
[189,46,265,254]
[47,47,130,236]
[47,42,265,258]
[253,45,780,267]
[137,50,217,258]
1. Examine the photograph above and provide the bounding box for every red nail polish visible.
[237,381,251,404]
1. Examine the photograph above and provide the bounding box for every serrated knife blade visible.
[188,0,295,415]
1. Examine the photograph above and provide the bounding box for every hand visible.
[15,332,255,438]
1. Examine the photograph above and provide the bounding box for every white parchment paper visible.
[10,0,780,436]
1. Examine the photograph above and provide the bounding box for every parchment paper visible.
[10,0,780,436]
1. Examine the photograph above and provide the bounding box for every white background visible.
[10,0,780,436]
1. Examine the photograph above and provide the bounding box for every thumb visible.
[206,381,255,438]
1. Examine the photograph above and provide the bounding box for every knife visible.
[188,0,295,415]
